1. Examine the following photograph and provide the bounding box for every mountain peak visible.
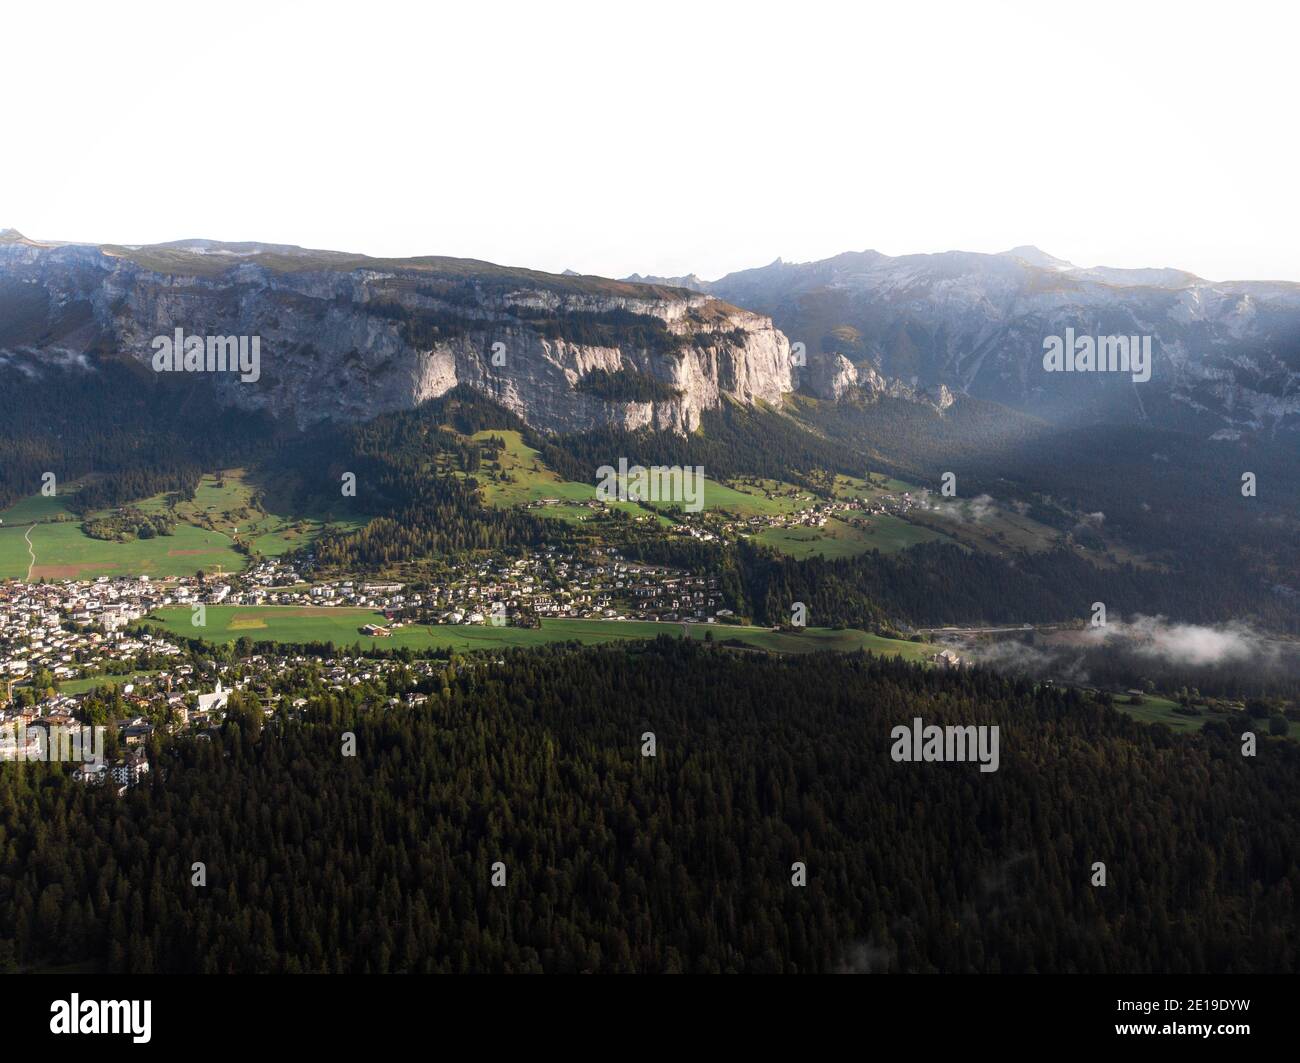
[999,245,1073,270]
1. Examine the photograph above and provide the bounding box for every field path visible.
[24,525,36,580]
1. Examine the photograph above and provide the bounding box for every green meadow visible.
[754,513,951,559]
[462,431,664,523]
[136,470,366,558]
[832,472,920,502]
[146,605,931,660]
[464,430,820,523]
[1111,694,1213,734]
[0,486,241,580]
[1097,693,1297,742]
[0,526,34,579]
[24,520,243,580]
[56,672,162,696]
[0,470,364,582]
[708,625,933,659]
[0,493,70,524]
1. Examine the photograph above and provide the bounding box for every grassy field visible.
[1111,694,1214,734]
[834,473,1153,568]
[1104,694,1298,741]
[830,473,1074,559]
[463,431,665,523]
[0,493,70,524]
[0,485,243,580]
[146,605,931,660]
[465,431,823,522]
[754,513,951,559]
[0,494,74,579]
[831,472,920,502]
[905,500,1061,557]
[56,672,162,696]
[25,521,242,580]
[0,470,365,582]
[696,478,813,517]
[708,625,933,659]
[0,526,34,579]
[135,470,366,558]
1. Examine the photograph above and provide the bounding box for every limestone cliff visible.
[0,233,793,434]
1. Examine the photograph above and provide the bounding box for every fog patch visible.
[954,615,1293,692]
[1083,614,1271,668]
[921,492,996,523]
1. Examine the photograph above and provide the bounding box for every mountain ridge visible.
[623,246,1300,435]
[0,235,791,434]
[5,232,1299,440]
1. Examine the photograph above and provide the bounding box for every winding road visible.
[24,524,36,580]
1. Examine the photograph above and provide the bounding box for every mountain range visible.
[0,229,787,434]
[627,246,1300,437]
[2,229,1298,442]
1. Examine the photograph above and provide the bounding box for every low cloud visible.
[921,492,996,523]
[1082,615,1269,667]
[954,615,1291,688]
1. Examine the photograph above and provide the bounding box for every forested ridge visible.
[0,360,275,512]
[3,641,1296,974]
[623,537,1300,632]
[799,393,1300,585]
[284,390,566,566]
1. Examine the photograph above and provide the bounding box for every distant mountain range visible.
[626,247,1300,436]
[3,228,1298,441]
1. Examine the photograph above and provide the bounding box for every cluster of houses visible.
[0,621,466,795]
[165,552,735,627]
[72,749,151,793]
[520,485,930,548]
[660,487,926,544]
[411,554,727,625]
[235,553,733,627]
[0,705,156,796]
[1,578,173,684]
[0,552,738,710]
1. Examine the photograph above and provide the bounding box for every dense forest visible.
[541,398,862,489]
[2,641,1297,974]
[619,536,1300,634]
[574,367,682,403]
[0,359,274,512]
[799,392,1300,579]
[280,392,567,567]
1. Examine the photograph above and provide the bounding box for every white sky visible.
[3,0,1296,282]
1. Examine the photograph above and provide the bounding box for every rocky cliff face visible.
[0,233,793,434]
[799,351,954,409]
[640,247,1300,437]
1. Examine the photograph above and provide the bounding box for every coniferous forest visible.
[8,7,1300,1042]
[3,641,1296,974]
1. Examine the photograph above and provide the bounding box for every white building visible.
[196,679,229,714]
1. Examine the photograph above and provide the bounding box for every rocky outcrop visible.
[0,235,794,434]
[800,351,956,411]
[802,352,859,401]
